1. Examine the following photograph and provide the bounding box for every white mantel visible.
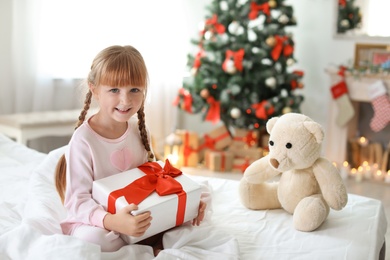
[325,71,390,164]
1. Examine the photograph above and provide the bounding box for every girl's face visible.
[91,84,145,124]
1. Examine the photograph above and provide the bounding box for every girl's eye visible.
[130,88,140,93]
[109,88,120,93]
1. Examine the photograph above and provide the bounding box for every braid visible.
[55,89,93,204]
[137,106,155,161]
[76,90,92,129]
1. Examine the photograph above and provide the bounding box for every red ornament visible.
[248,2,270,20]
[251,101,275,120]
[205,14,225,34]
[222,49,245,73]
[271,35,294,61]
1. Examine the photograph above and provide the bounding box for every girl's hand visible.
[103,203,152,237]
[192,200,206,226]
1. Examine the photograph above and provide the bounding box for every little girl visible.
[55,45,206,254]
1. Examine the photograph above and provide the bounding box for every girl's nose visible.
[120,93,131,104]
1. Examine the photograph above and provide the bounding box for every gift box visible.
[232,158,255,173]
[176,130,200,167]
[199,125,232,152]
[228,146,263,160]
[231,128,259,149]
[204,150,234,172]
[92,160,201,244]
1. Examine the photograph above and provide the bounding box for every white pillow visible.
[23,145,68,235]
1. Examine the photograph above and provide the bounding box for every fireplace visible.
[325,71,390,175]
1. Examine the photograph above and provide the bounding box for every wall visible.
[177,0,390,153]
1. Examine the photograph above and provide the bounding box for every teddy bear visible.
[239,113,348,232]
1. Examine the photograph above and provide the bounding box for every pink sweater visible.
[61,116,149,235]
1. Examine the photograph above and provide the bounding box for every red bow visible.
[107,160,186,225]
[271,35,294,61]
[338,66,347,77]
[173,88,193,113]
[205,14,226,34]
[222,49,245,72]
[202,134,217,150]
[339,0,346,7]
[242,131,257,147]
[293,70,304,77]
[290,70,304,90]
[205,96,221,124]
[251,101,275,120]
[234,131,257,146]
[248,2,270,20]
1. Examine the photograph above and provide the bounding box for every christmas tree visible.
[337,0,362,33]
[174,0,305,131]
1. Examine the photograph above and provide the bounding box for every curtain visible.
[0,0,207,153]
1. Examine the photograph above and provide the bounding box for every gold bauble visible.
[200,89,210,99]
[266,36,276,47]
[269,0,277,8]
[282,107,292,114]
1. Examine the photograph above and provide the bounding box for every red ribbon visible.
[233,158,250,173]
[331,81,348,99]
[222,49,245,72]
[205,96,221,124]
[107,160,187,226]
[173,88,193,113]
[183,132,198,166]
[251,101,275,120]
[205,14,225,34]
[339,0,346,7]
[220,153,226,172]
[199,131,230,151]
[271,35,294,61]
[248,2,270,20]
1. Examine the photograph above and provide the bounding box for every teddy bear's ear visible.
[303,121,324,144]
[266,116,279,134]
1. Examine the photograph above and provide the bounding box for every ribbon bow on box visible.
[107,159,187,226]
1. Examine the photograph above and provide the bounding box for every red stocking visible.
[369,81,390,132]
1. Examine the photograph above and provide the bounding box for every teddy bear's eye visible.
[269,140,274,146]
[286,143,292,149]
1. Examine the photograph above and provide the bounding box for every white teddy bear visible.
[239,113,348,232]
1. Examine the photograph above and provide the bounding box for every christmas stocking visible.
[331,81,355,126]
[369,80,390,132]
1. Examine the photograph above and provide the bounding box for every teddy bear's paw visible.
[239,179,281,210]
[293,195,330,232]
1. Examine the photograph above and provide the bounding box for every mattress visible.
[0,134,387,259]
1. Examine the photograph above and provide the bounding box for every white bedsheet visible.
[0,134,387,260]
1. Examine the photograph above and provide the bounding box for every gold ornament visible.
[200,89,210,99]
[282,107,292,114]
[269,0,277,8]
[266,36,276,47]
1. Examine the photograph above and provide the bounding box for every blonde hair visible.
[55,45,154,203]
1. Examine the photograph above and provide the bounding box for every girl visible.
[55,45,206,254]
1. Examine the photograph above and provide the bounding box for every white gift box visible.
[92,161,201,244]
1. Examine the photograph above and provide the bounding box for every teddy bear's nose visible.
[270,158,279,168]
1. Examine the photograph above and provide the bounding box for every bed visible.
[0,133,387,260]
